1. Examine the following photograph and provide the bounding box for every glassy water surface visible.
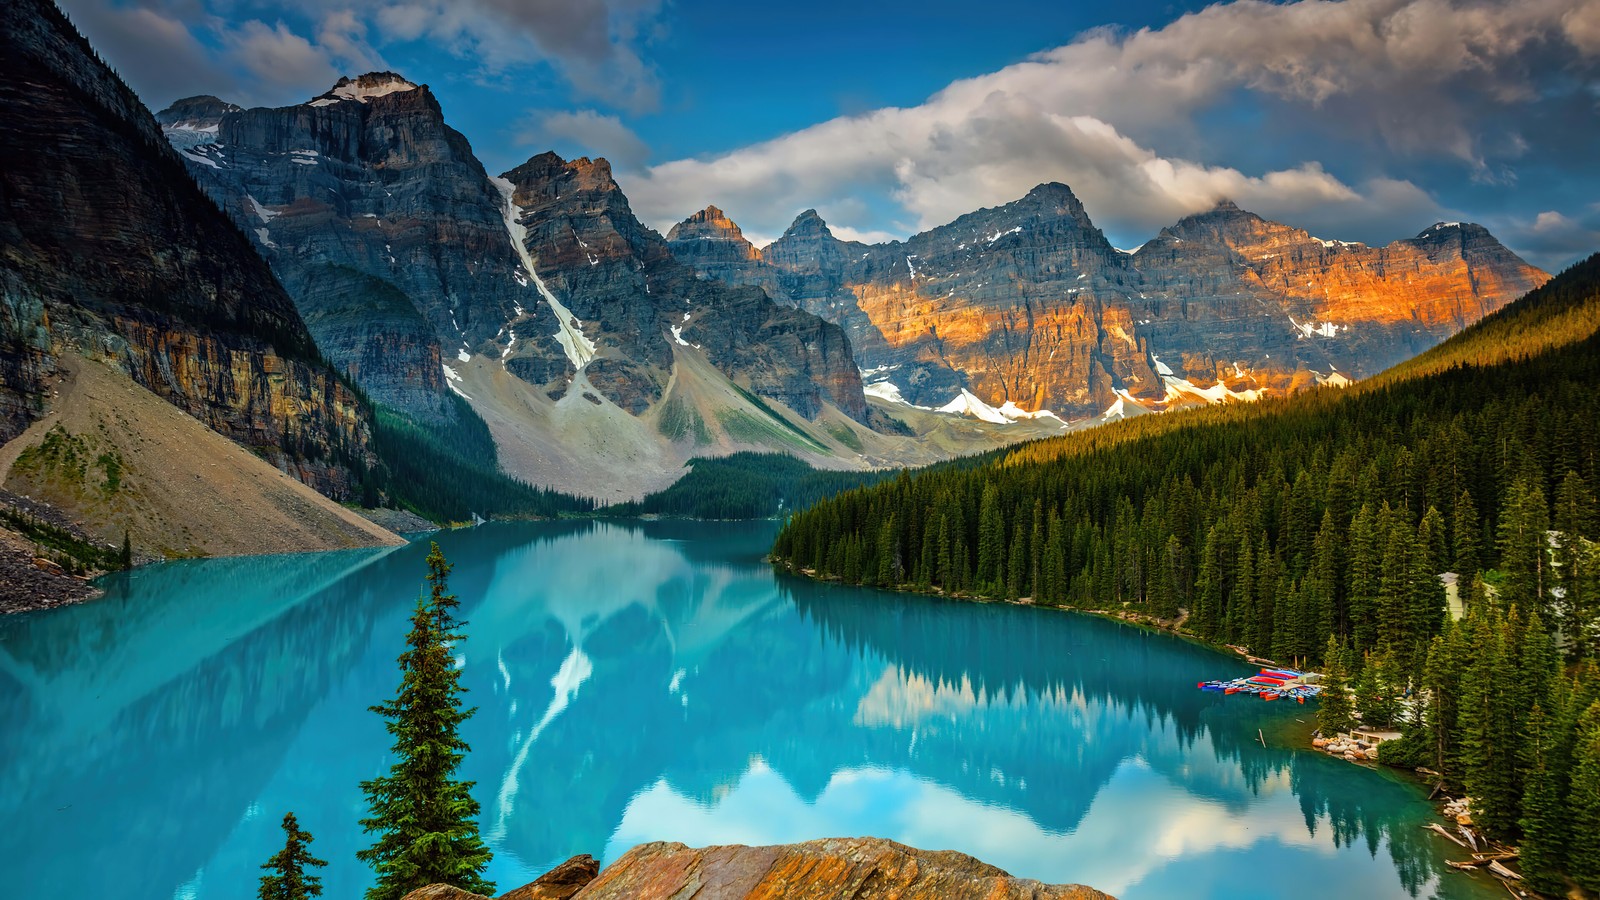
[0,520,1498,899]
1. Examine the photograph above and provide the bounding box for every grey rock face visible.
[160,73,531,423]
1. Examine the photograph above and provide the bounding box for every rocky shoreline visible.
[0,488,108,614]
[401,837,1114,900]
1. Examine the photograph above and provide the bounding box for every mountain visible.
[159,72,524,425]
[668,188,1548,419]
[0,0,396,552]
[159,76,1064,500]
[495,152,866,420]
[159,78,866,431]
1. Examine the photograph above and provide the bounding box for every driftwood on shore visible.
[1426,823,1468,848]
[1444,852,1519,870]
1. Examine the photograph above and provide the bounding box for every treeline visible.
[604,453,894,519]
[369,396,593,523]
[772,254,1600,892]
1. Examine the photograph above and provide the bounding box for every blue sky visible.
[61,0,1600,271]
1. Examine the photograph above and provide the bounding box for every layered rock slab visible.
[400,839,1113,900]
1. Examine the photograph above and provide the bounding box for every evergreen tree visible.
[1571,704,1600,894]
[1452,489,1481,580]
[1554,471,1598,657]
[1461,608,1519,837]
[1498,475,1551,616]
[120,530,132,571]
[358,544,494,900]
[259,812,328,900]
[1519,704,1567,895]
[1317,636,1354,735]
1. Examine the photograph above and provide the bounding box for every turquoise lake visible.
[0,520,1500,899]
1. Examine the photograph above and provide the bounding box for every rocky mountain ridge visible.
[1,0,380,500]
[669,187,1549,419]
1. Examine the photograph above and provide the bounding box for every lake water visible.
[0,520,1499,899]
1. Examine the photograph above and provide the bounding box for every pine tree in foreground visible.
[358,543,495,900]
[259,812,327,900]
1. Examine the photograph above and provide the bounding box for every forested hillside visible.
[603,453,892,519]
[772,254,1600,893]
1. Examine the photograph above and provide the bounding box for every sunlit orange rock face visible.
[668,190,1548,419]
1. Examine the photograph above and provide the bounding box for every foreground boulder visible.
[576,838,1112,899]
[401,838,1112,900]
[499,854,600,900]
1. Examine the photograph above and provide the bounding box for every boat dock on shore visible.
[1198,668,1322,702]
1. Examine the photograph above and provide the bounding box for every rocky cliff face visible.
[493,151,868,421]
[0,0,376,497]
[669,190,1548,418]
[400,839,1114,900]
[164,77,867,427]
[158,73,530,423]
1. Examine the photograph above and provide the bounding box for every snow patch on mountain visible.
[491,175,596,370]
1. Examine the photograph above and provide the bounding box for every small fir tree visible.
[258,812,327,900]
[358,543,494,900]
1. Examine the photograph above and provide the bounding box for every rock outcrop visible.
[498,854,599,900]
[668,189,1548,418]
[399,840,1112,900]
[0,0,378,498]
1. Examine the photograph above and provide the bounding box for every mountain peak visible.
[784,209,833,239]
[307,71,419,107]
[155,95,240,125]
[666,205,750,244]
[1024,182,1079,202]
[1211,198,1242,213]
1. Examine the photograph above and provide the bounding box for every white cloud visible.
[60,0,665,112]
[619,0,1599,250]
[524,109,650,169]
[224,20,342,90]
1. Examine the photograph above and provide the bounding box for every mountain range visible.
[668,188,1548,420]
[155,70,1545,498]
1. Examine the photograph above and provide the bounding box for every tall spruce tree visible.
[1519,704,1567,895]
[358,544,495,900]
[1317,636,1354,735]
[259,813,327,900]
[1571,704,1600,894]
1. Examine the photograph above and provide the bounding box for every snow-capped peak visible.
[307,73,418,107]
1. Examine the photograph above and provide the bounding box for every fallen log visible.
[1460,826,1480,852]
[1426,823,1469,848]
[1472,851,1518,863]
[1487,861,1522,881]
